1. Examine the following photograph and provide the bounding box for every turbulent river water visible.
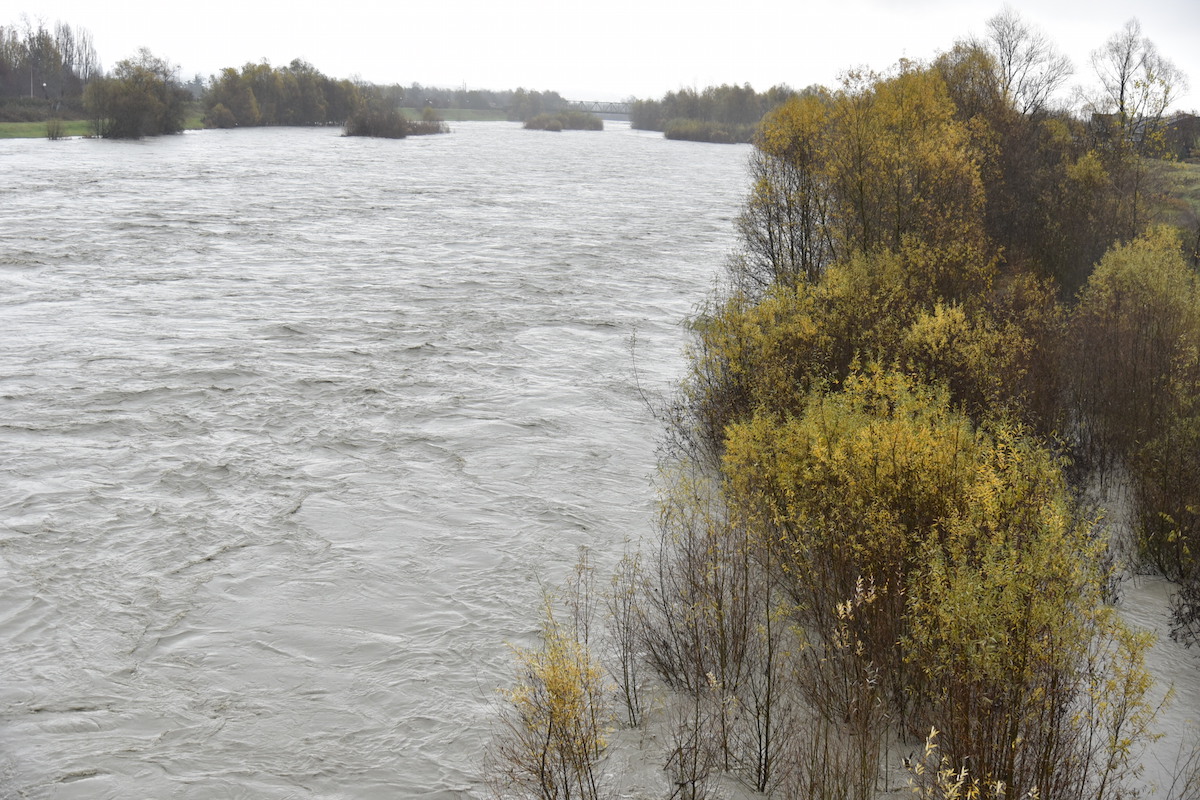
[2,122,1197,800]
[0,122,748,798]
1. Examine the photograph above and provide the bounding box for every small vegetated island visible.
[488,10,1200,800]
[523,110,603,132]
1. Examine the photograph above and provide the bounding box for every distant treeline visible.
[204,70,575,128]
[1,13,584,136]
[631,83,807,143]
[1,18,585,137]
[402,83,569,121]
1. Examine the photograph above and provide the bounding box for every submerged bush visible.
[344,101,447,138]
[525,113,563,132]
[343,103,408,138]
[488,560,612,800]
[409,105,449,135]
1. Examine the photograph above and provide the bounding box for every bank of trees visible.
[201,67,576,133]
[87,53,455,138]
[80,52,361,138]
[492,11,1200,800]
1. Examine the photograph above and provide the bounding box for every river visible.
[0,121,748,798]
[2,121,1196,800]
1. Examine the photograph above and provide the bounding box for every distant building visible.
[1090,111,1200,160]
[1165,113,1200,161]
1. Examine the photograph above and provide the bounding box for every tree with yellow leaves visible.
[733,63,993,305]
[488,597,612,800]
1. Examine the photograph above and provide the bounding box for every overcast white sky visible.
[10,0,1200,110]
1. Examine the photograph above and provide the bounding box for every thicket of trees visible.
[202,63,459,137]
[1,16,195,137]
[204,74,576,130]
[202,59,361,128]
[491,10,1200,800]
[631,83,802,143]
[82,48,189,138]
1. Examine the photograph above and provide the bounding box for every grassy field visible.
[1167,160,1200,211]
[0,119,92,138]
[0,111,205,139]
[1160,160,1200,233]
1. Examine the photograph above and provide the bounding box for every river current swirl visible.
[0,122,749,798]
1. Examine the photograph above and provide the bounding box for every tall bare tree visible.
[1091,18,1187,141]
[983,6,1073,115]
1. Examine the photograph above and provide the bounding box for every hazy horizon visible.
[10,0,1200,109]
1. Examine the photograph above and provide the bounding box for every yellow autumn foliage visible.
[722,367,984,692]
[636,28,1197,799]
[1072,226,1200,579]
[734,62,992,301]
[720,366,1157,799]
[490,602,612,800]
[900,301,1034,421]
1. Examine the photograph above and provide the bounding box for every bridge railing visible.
[564,100,632,116]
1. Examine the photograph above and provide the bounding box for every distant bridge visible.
[564,100,632,116]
